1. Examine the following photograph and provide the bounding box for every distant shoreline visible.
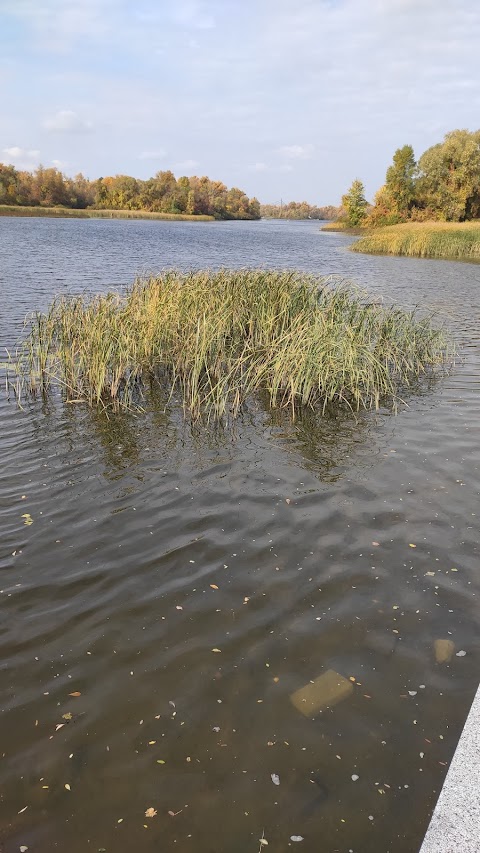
[0,205,214,221]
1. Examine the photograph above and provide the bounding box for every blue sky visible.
[1,0,480,204]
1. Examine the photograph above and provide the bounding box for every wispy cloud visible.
[138,149,167,160]
[172,1,216,30]
[278,144,314,160]
[43,110,93,133]
[172,159,199,173]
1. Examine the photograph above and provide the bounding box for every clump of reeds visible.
[352,221,480,260]
[16,270,450,419]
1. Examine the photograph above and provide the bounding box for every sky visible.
[1,0,480,205]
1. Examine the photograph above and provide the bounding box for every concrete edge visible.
[419,683,480,852]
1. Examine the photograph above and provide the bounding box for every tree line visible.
[341,129,480,228]
[260,201,340,220]
[0,164,261,220]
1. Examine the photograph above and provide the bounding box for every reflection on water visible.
[0,218,479,853]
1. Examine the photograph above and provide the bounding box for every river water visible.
[0,218,479,853]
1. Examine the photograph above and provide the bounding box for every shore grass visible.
[13,270,449,419]
[352,221,480,260]
[0,205,214,221]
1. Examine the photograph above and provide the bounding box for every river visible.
[0,217,479,853]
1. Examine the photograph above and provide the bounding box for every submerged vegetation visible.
[352,221,480,260]
[12,270,449,420]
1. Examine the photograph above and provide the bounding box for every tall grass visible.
[0,205,213,221]
[15,270,450,419]
[352,221,480,260]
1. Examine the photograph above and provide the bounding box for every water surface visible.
[1,218,479,853]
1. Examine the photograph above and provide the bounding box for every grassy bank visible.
[0,205,214,221]
[13,270,449,419]
[352,221,480,260]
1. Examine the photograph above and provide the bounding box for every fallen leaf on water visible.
[273,677,279,683]
[18,807,28,814]
[211,648,222,653]
[271,773,280,786]
[168,809,183,817]
[20,846,29,852]
[210,584,219,590]
[409,543,416,548]
[145,808,157,818]
[156,760,166,764]
[175,606,183,610]
[149,740,156,745]
[372,541,380,547]
[64,784,71,791]
[456,650,466,657]
[290,837,304,843]
[69,691,81,697]
[351,774,359,781]
[62,713,73,720]
[259,840,268,847]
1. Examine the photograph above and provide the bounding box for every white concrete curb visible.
[420,683,480,852]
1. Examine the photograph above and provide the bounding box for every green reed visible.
[16,270,450,418]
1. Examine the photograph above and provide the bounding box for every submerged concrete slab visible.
[290,669,353,717]
[420,683,480,852]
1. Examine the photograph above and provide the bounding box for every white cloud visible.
[43,110,93,132]
[52,158,68,170]
[2,146,41,169]
[138,149,167,160]
[278,144,314,160]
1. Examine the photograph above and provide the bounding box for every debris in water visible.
[456,650,466,657]
[145,807,157,818]
[271,773,280,786]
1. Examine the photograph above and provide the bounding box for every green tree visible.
[341,178,368,227]
[417,129,480,221]
[385,144,417,219]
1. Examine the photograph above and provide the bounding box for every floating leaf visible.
[69,691,81,697]
[271,773,280,786]
[211,648,222,653]
[210,584,219,590]
[64,784,71,791]
[290,837,304,843]
[145,807,157,818]
[456,650,466,657]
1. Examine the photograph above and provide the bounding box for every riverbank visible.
[352,221,480,260]
[0,205,214,221]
